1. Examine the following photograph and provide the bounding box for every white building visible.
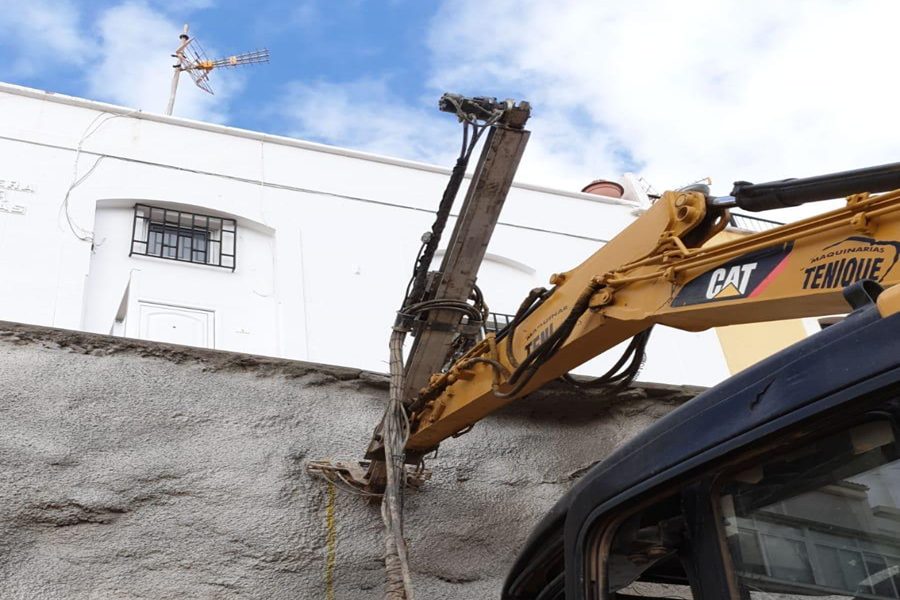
[0,82,805,386]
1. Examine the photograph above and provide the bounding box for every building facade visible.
[0,82,813,386]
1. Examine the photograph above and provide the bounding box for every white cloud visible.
[86,1,243,122]
[425,0,900,216]
[274,78,462,166]
[272,79,628,191]
[0,0,95,76]
[0,0,237,122]
[290,0,320,28]
[274,0,900,218]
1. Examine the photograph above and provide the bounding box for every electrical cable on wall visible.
[59,109,142,243]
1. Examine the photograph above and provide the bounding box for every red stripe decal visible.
[749,253,791,298]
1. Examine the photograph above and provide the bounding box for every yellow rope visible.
[325,481,337,600]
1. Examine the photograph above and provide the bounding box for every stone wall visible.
[0,323,700,599]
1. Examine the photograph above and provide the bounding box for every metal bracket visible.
[848,192,876,235]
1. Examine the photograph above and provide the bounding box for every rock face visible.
[0,322,700,599]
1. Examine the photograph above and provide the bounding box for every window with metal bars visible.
[484,312,514,334]
[729,212,784,233]
[130,204,236,270]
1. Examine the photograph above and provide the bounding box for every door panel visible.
[138,301,214,348]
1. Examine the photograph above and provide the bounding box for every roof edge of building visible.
[0,81,639,209]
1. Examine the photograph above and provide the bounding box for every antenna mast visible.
[166,23,269,116]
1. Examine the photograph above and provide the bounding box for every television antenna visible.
[166,24,269,116]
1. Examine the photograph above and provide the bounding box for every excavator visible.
[310,95,900,599]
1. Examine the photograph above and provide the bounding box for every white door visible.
[137,301,215,349]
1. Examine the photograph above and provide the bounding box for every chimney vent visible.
[581,179,624,199]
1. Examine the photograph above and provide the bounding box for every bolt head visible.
[549,273,566,285]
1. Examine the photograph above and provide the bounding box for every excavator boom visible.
[405,174,900,452]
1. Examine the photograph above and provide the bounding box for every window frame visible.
[146,222,210,263]
[484,312,515,335]
[130,204,237,271]
[709,399,900,600]
[586,390,900,600]
[587,477,733,600]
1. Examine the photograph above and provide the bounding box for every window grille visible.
[485,312,515,334]
[130,204,236,270]
[729,212,783,233]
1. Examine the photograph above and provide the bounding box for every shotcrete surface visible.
[0,322,700,599]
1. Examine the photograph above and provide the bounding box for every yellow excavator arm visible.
[308,95,900,600]
[302,92,900,600]
[405,180,900,452]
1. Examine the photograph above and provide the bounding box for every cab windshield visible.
[720,419,900,598]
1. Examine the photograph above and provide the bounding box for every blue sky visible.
[3,0,900,207]
[0,1,444,132]
[181,0,440,134]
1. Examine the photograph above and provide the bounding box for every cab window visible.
[600,493,695,599]
[719,419,900,599]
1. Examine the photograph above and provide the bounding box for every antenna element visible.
[166,24,269,116]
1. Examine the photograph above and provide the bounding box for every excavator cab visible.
[503,282,900,599]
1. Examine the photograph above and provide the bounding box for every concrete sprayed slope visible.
[0,323,698,599]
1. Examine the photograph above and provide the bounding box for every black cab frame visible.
[504,282,900,599]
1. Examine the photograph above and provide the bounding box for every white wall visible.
[0,82,732,386]
[84,201,280,356]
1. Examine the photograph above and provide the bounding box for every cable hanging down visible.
[61,109,142,243]
[560,327,653,394]
[380,96,510,600]
[383,329,415,600]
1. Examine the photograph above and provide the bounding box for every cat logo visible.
[705,263,759,300]
[671,242,793,307]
